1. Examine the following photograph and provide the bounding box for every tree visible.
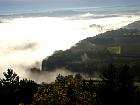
[117,65,134,105]
[99,64,135,105]
[0,69,20,105]
[2,69,19,86]
[98,64,118,105]
[0,69,38,105]
[19,79,38,105]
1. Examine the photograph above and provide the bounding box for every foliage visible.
[32,74,96,105]
[2,69,19,86]
[0,64,140,105]
[19,79,38,105]
[0,69,38,105]
[32,64,140,105]
[99,64,134,105]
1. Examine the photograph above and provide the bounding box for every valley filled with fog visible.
[0,6,140,82]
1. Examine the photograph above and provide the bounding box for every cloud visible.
[0,41,39,56]
[11,42,38,51]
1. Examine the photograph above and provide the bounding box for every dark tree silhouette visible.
[98,64,118,105]
[0,69,38,105]
[2,69,19,86]
[99,64,135,105]
[19,79,38,105]
[117,65,134,105]
[0,69,20,105]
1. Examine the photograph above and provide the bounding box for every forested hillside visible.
[41,21,140,80]
[124,20,140,30]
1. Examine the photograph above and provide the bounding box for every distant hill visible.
[41,20,140,78]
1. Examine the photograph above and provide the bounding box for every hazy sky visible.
[0,0,140,12]
[0,0,139,4]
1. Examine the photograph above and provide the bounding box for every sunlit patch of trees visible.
[32,64,137,105]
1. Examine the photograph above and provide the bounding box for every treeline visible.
[32,64,140,105]
[2,64,140,105]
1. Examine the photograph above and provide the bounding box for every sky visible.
[0,0,140,13]
[0,0,139,5]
